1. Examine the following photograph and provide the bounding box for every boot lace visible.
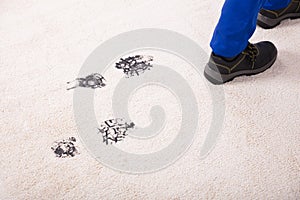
[243,43,258,63]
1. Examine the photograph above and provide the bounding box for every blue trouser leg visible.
[210,0,291,58]
[263,0,291,10]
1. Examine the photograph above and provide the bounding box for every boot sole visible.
[204,53,277,85]
[257,12,300,29]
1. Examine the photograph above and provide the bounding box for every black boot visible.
[257,0,300,29]
[204,42,277,85]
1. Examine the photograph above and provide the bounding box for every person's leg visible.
[262,0,291,10]
[205,0,278,84]
[210,0,267,58]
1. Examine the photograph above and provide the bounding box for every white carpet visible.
[0,0,299,199]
